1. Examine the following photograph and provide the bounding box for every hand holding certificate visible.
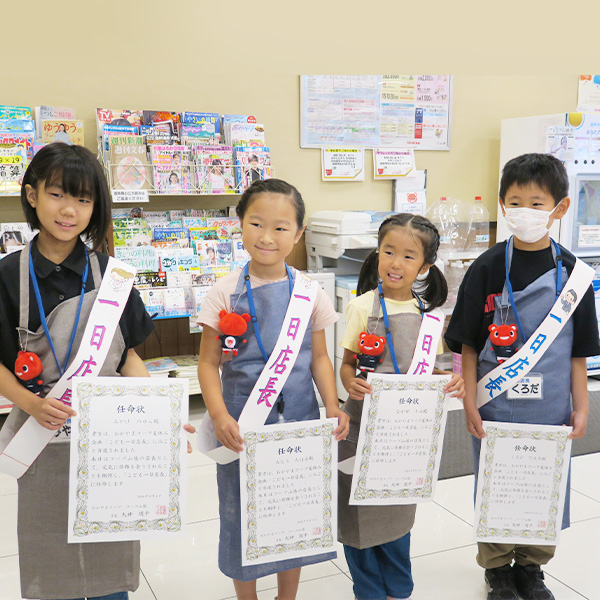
[474,421,572,545]
[67,377,189,543]
[239,418,338,566]
[349,374,451,505]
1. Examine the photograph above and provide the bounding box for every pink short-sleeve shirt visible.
[198,267,338,333]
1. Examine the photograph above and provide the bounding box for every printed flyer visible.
[321,148,364,181]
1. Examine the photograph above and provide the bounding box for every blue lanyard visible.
[505,236,562,341]
[243,262,294,363]
[377,283,424,375]
[29,250,89,377]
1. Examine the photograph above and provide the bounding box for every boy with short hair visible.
[445,153,600,600]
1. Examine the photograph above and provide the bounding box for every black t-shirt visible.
[445,241,600,357]
[0,238,154,372]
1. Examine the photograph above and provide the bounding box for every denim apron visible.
[338,291,422,549]
[474,240,573,529]
[3,247,139,600]
[216,268,335,581]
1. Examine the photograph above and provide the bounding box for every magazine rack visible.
[100,143,273,197]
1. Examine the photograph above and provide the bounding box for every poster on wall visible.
[577,75,600,112]
[393,170,427,216]
[373,148,415,179]
[545,126,575,162]
[321,148,365,181]
[301,75,452,150]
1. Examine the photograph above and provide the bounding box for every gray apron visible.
[474,240,573,529]
[216,268,335,581]
[3,245,140,600]
[338,291,422,549]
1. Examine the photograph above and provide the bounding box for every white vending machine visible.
[498,112,600,374]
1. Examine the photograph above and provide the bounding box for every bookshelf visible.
[133,231,308,360]
[0,109,276,412]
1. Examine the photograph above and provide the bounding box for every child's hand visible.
[213,412,244,453]
[444,372,465,399]
[568,409,588,439]
[30,396,77,430]
[347,377,372,401]
[464,403,485,439]
[183,423,196,453]
[326,406,350,441]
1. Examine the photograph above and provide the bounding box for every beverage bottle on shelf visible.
[453,260,465,295]
[445,260,465,307]
[467,195,490,253]
[428,196,452,254]
[445,260,458,306]
[446,196,469,252]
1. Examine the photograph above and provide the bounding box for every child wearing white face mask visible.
[445,153,600,600]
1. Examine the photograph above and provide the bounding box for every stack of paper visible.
[170,355,201,395]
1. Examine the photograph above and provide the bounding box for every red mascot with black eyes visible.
[488,323,519,364]
[355,332,386,374]
[216,310,251,357]
[15,350,44,395]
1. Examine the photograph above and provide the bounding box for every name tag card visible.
[506,374,543,400]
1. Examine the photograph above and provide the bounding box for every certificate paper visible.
[474,421,572,545]
[240,418,338,566]
[68,377,189,543]
[349,374,450,506]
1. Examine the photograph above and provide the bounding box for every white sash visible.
[407,308,445,375]
[477,257,594,409]
[338,306,445,474]
[0,256,137,478]
[198,273,319,464]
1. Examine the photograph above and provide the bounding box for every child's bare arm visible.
[119,348,150,377]
[0,362,75,430]
[462,344,485,439]
[310,329,349,440]
[570,356,588,439]
[198,325,243,452]
[340,348,372,401]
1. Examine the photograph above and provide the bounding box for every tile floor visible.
[1,403,599,600]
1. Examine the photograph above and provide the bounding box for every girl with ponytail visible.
[356,213,448,308]
[338,213,464,600]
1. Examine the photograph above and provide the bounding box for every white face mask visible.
[504,205,559,244]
